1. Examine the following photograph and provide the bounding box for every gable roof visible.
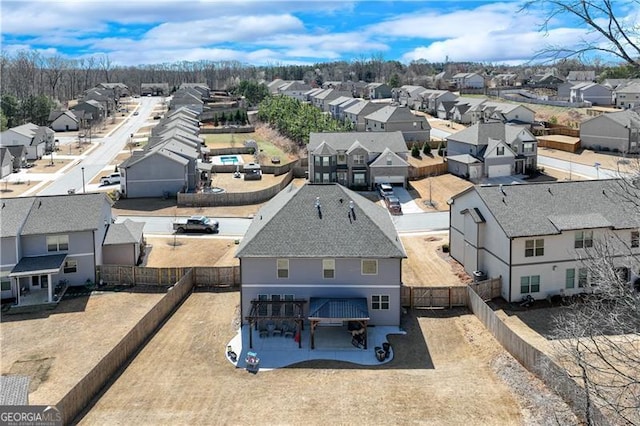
[236,183,406,258]
[103,219,145,245]
[459,180,640,238]
[583,110,640,128]
[0,197,36,237]
[308,131,408,154]
[369,147,409,168]
[447,122,536,146]
[0,147,13,165]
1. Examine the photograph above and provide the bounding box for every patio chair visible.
[271,321,283,337]
[282,321,295,338]
[258,322,269,338]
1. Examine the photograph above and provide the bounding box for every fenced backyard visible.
[98,265,240,288]
[401,278,501,308]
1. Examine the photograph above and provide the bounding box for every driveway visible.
[392,186,424,214]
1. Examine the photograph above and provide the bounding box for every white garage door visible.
[374,176,404,184]
[488,164,511,178]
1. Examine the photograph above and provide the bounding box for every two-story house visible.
[614,81,640,109]
[449,180,640,302]
[452,73,485,89]
[446,122,537,180]
[0,194,145,306]
[236,183,407,349]
[276,81,312,101]
[391,85,426,109]
[580,110,640,154]
[308,131,409,189]
[343,100,386,131]
[364,105,431,143]
[569,82,613,105]
[418,89,458,115]
[0,123,55,160]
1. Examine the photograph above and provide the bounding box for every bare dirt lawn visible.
[402,234,471,286]
[0,181,41,198]
[0,292,164,406]
[143,236,239,267]
[409,174,473,211]
[79,292,576,425]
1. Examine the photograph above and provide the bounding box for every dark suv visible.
[384,195,402,215]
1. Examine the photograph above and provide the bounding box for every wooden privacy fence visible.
[466,285,608,425]
[401,278,501,308]
[408,162,448,180]
[97,265,240,287]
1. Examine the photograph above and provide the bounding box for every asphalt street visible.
[38,97,162,195]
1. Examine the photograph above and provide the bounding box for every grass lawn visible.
[204,132,289,159]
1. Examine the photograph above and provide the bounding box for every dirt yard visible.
[401,234,471,286]
[0,180,41,198]
[539,147,636,172]
[0,292,164,406]
[141,234,464,286]
[409,174,473,211]
[143,236,240,267]
[78,292,577,425]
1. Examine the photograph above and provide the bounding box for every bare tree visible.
[521,0,640,69]
[552,166,640,425]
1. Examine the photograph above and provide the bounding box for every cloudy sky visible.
[0,0,632,66]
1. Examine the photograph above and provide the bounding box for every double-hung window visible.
[361,259,378,275]
[631,230,639,248]
[277,259,289,279]
[323,259,335,279]
[578,268,588,287]
[575,231,593,249]
[525,239,544,257]
[496,146,504,156]
[63,260,78,274]
[520,275,540,294]
[47,235,69,252]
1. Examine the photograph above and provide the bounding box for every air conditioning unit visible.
[473,270,487,282]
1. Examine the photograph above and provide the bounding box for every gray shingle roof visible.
[369,147,409,167]
[308,132,408,154]
[236,183,406,258]
[11,253,67,275]
[466,180,640,238]
[20,193,111,236]
[447,122,535,146]
[0,197,36,237]
[0,376,30,405]
[364,106,430,129]
[104,219,145,245]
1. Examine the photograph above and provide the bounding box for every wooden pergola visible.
[245,299,307,349]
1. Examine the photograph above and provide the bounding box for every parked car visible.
[133,111,139,116]
[376,183,394,198]
[384,196,402,215]
[100,173,121,186]
[173,216,219,234]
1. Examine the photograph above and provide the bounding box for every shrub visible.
[437,141,446,157]
[442,243,449,253]
[423,143,432,156]
[411,145,421,158]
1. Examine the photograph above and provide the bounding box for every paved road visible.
[116,211,451,237]
[38,97,162,195]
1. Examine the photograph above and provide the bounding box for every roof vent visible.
[315,197,322,219]
[499,184,506,195]
[548,188,553,195]
[348,200,357,221]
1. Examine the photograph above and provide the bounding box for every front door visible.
[31,275,48,290]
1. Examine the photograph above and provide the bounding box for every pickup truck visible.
[173,216,219,234]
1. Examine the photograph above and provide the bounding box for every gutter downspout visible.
[508,238,513,302]
[92,230,97,284]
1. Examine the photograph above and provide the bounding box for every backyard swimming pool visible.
[211,155,244,165]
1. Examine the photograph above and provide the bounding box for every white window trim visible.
[277,259,289,279]
[47,234,69,252]
[323,259,335,279]
[372,294,390,310]
[63,259,78,274]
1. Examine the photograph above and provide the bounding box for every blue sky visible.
[0,0,633,66]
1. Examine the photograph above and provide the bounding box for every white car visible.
[100,173,121,186]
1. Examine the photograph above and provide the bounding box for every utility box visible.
[473,270,487,282]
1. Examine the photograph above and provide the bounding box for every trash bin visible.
[375,347,386,362]
[382,342,391,359]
